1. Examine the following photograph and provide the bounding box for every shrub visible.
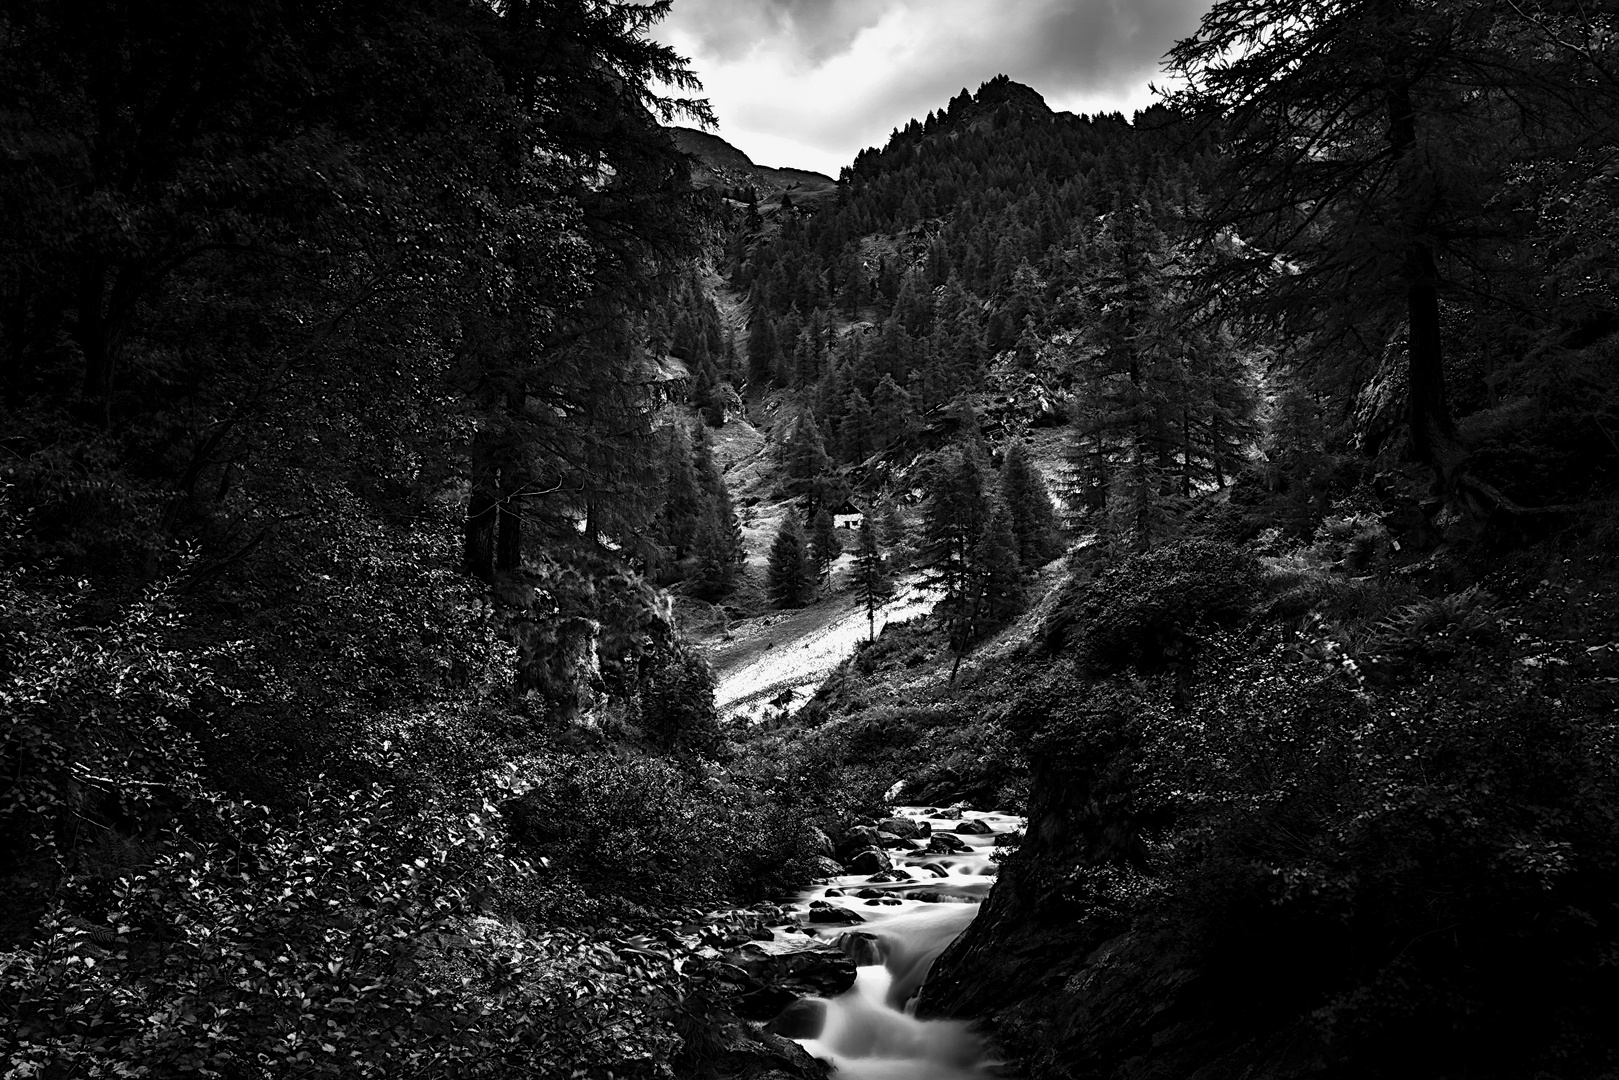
[1044,540,1259,672]
[502,754,814,911]
[0,779,691,1079]
[632,643,724,759]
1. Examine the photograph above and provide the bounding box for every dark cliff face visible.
[918,739,1327,1080]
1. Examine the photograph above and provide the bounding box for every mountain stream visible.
[778,806,1021,1080]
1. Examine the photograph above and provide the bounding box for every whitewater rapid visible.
[782,807,1021,1080]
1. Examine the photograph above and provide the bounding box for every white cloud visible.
[654,0,1212,176]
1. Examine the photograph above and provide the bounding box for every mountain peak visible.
[973,75,1050,113]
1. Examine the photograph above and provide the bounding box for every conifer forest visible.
[4,2,1619,1078]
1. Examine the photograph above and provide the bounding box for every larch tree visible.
[781,408,834,510]
[951,504,1023,680]
[919,445,990,644]
[1166,0,1618,527]
[689,427,745,598]
[998,439,1060,569]
[642,423,700,573]
[853,514,892,641]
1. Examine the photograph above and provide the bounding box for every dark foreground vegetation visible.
[7,0,1619,1077]
[0,2,846,1076]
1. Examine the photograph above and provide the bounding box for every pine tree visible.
[808,506,842,580]
[1165,0,1615,518]
[688,427,745,597]
[998,438,1059,569]
[781,409,834,506]
[766,512,816,607]
[653,423,702,564]
[1109,436,1177,554]
[690,512,738,600]
[871,374,915,449]
[853,514,892,642]
[1267,382,1331,537]
[972,506,1024,631]
[919,445,989,640]
[1058,200,1184,545]
[838,252,868,317]
[692,358,724,427]
[875,495,907,568]
[841,389,876,464]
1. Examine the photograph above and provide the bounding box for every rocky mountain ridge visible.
[668,126,839,207]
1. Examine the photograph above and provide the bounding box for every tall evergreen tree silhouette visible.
[766,512,815,608]
[999,439,1059,569]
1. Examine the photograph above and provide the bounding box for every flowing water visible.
[780,806,1021,1080]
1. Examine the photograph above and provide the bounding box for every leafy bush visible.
[1044,540,1259,672]
[630,643,724,760]
[1154,629,1619,1074]
[502,754,816,911]
[1,570,218,939]
[994,568,1619,1077]
[0,777,696,1079]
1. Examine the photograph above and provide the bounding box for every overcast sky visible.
[651,0,1215,177]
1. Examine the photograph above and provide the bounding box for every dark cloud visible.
[663,0,892,65]
[1015,0,1209,101]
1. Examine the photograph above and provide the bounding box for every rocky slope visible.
[669,126,839,208]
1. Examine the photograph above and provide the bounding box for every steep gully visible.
[762,807,1021,1080]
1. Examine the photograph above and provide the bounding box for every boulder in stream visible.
[732,984,800,1022]
[764,997,829,1040]
[836,825,881,858]
[917,862,951,877]
[927,833,972,854]
[677,1020,831,1080]
[807,905,866,926]
[727,939,858,999]
[847,848,892,874]
[877,816,923,839]
[811,856,844,877]
[954,818,993,835]
[867,868,913,883]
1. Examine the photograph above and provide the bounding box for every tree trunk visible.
[465,441,499,584]
[1386,74,1467,501]
[1404,240,1467,490]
